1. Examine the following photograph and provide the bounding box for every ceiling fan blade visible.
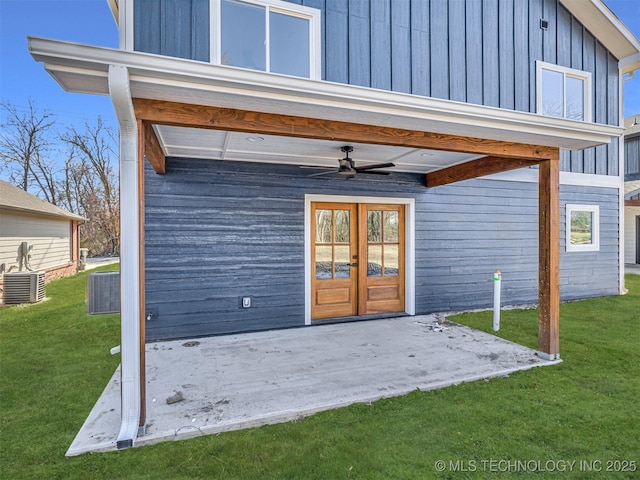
[357,170,391,175]
[308,170,337,177]
[354,162,395,171]
[300,166,335,170]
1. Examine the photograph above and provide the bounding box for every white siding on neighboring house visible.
[0,209,72,271]
[625,206,640,264]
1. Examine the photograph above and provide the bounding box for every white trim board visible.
[304,195,416,326]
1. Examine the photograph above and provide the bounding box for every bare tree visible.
[0,100,57,195]
[1,99,120,257]
[61,118,120,256]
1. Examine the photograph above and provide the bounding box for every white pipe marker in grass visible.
[493,270,501,332]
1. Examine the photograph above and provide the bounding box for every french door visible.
[311,202,405,320]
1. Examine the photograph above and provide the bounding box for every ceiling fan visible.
[302,146,395,178]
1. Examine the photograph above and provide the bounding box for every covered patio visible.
[28,36,623,450]
[67,314,560,456]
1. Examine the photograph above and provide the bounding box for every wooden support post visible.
[137,119,146,426]
[538,154,560,360]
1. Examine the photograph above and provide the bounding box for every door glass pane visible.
[541,68,564,118]
[384,245,398,277]
[367,245,382,277]
[221,0,266,71]
[315,210,332,243]
[383,211,399,242]
[334,245,350,278]
[334,210,350,243]
[367,211,382,242]
[270,11,310,78]
[566,76,584,121]
[315,245,332,279]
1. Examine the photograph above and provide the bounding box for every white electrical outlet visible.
[242,297,251,308]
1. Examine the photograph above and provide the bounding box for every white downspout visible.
[619,72,625,295]
[109,64,141,449]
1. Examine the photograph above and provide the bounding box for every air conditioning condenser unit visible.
[2,272,45,304]
[87,271,120,314]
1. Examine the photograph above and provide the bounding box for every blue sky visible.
[0,0,638,130]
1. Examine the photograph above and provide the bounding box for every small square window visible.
[537,61,592,122]
[566,204,599,252]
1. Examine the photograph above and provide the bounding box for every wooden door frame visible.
[305,194,415,325]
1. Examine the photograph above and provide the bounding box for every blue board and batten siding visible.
[625,134,640,181]
[134,0,620,176]
[144,158,619,341]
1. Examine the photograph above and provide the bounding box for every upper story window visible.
[536,61,592,122]
[212,0,321,79]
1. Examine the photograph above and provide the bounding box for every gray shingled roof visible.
[0,180,86,221]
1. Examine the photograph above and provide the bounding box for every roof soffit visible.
[560,0,640,72]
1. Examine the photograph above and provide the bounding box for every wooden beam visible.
[425,156,539,187]
[625,200,640,207]
[132,98,557,160]
[142,121,165,174]
[538,152,560,359]
[136,119,147,426]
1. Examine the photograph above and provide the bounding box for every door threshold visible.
[311,312,409,326]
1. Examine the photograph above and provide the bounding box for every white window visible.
[566,204,600,252]
[211,0,321,79]
[536,61,592,122]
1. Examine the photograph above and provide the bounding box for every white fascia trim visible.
[27,37,623,150]
[109,64,142,450]
[620,53,640,76]
[560,0,640,61]
[625,189,640,200]
[304,194,415,326]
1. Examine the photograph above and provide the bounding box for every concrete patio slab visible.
[67,315,560,456]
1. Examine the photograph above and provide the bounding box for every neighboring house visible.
[28,0,640,448]
[0,180,85,294]
[624,117,640,264]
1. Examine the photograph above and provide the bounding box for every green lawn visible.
[1,268,638,479]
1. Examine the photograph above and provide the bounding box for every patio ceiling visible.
[153,125,483,174]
